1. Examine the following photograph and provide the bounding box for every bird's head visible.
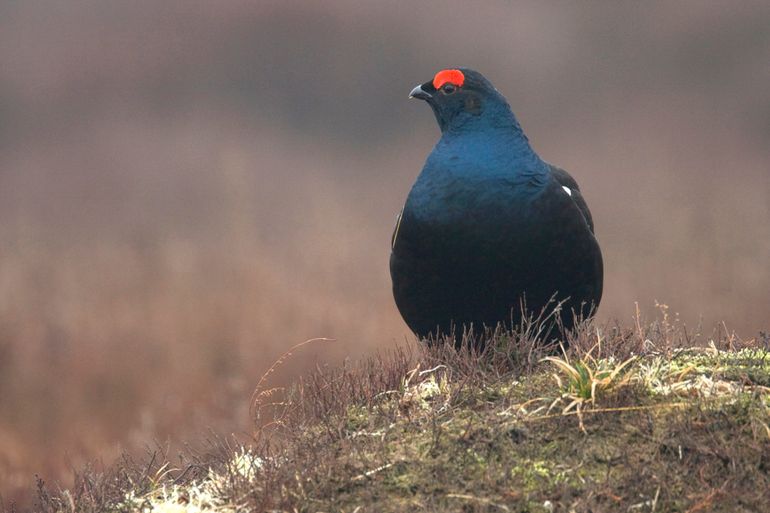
[409,68,512,133]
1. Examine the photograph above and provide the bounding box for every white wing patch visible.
[562,185,572,197]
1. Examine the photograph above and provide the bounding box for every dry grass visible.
[0,235,399,507]
[21,316,770,513]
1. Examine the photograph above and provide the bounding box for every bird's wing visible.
[548,164,595,233]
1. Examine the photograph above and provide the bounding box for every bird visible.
[390,68,603,343]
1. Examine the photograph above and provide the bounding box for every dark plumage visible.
[390,68,603,342]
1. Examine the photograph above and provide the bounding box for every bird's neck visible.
[438,111,545,177]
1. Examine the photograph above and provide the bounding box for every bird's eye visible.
[441,83,457,95]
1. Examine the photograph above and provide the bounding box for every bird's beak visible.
[409,84,432,101]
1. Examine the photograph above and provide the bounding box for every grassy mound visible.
[33,318,770,512]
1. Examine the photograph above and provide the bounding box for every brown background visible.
[1,0,769,504]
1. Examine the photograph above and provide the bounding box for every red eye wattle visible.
[433,69,465,90]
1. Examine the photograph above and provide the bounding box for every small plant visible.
[542,343,637,429]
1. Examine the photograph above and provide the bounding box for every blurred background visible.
[1,0,769,505]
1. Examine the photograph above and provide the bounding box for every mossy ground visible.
[312,348,769,512]
[31,322,770,513]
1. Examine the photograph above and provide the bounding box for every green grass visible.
[32,320,770,513]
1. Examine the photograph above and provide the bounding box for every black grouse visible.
[390,68,603,342]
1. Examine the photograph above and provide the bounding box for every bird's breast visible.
[405,174,541,231]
